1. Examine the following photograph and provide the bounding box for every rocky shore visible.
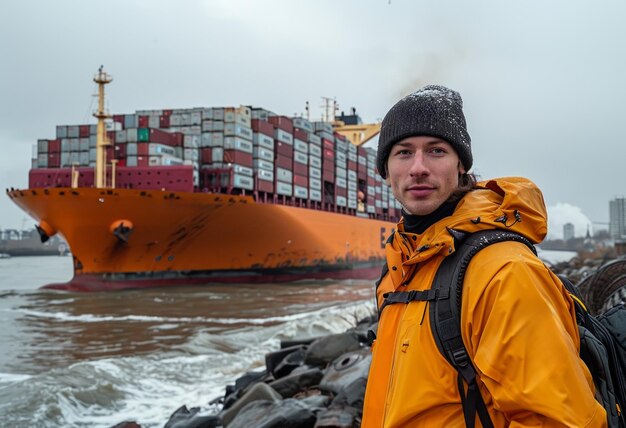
[113,254,625,428]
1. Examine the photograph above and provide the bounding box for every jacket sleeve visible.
[462,242,607,428]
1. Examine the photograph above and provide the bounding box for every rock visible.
[313,407,357,428]
[220,382,282,427]
[164,405,221,428]
[227,399,317,428]
[303,332,362,368]
[265,344,307,378]
[268,367,324,398]
[319,349,371,396]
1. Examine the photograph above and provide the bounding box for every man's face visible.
[386,136,465,216]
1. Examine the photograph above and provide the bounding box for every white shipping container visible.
[358,155,367,166]
[202,108,213,120]
[37,154,48,168]
[256,169,274,182]
[201,133,212,147]
[213,121,225,132]
[106,121,122,132]
[126,128,138,143]
[211,132,224,147]
[294,139,308,154]
[348,152,357,162]
[309,144,321,157]
[212,147,224,163]
[183,135,199,148]
[79,138,90,151]
[367,185,375,196]
[116,130,127,143]
[202,120,213,132]
[212,108,225,121]
[183,148,199,161]
[253,146,274,162]
[294,186,308,199]
[348,144,357,154]
[367,168,375,178]
[70,139,80,152]
[335,166,347,179]
[309,177,321,190]
[89,135,97,148]
[253,133,274,150]
[336,195,347,207]
[348,181,357,191]
[382,200,389,208]
[313,121,333,134]
[276,181,293,196]
[37,139,48,153]
[232,164,253,177]
[224,136,253,154]
[148,115,160,129]
[292,117,313,133]
[61,152,71,167]
[61,139,71,152]
[253,159,274,171]
[67,126,79,138]
[89,148,97,161]
[309,156,322,168]
[367,205,376,214]
[149,155,184,166]
[276,167,293,183]
[376,186,382,194]
[348,190,357,200]
[233,174,254,190]
[317,130,334,141]
[347,170,357,181]
[375,200,382,208]
[307,133,321,146]
[310,189,322,202]
[149,143,176,156]
[79,151,89,166]
[335,140,349,153]
[294,151,308,165]
[309,167,321,179]
[190,112,202,126]
[170,115,181,126]
[56,126,68,139]
[336,152,347,163]
[274,128,293,145]
[348,200,357,209]
[336,177,347,188]
[224,123,253,141]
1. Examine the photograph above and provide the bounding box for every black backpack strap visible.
[430,229,535,428]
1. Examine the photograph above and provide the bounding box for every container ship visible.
[7,68,400,291]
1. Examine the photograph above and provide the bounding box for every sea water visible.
[0,256,375,427]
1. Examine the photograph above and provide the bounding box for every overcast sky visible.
[1,0,624,239]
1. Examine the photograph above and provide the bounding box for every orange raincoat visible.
[362,177,607,427]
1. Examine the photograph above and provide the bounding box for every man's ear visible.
[458,161,466,175]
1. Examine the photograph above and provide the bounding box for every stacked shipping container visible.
[31,104,401,220]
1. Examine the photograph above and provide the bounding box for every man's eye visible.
[395,149,411,156]
[430,147,446,154]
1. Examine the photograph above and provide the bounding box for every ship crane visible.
[93,67,113,188]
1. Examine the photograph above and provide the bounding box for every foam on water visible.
[0,297,375,427]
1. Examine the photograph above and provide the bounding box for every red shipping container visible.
[223,150,253,167]
[251,119,275,137]
[358,146,367,157]
[138,116,149,128]
[48,139,61,153]
[323,168,335,182]
[323,148,335,160]
[293,128,307,142]
[268,115,293,133]
[334,132,347,142]
[47,153,60,168]
[116,159,126,167]
[170,132,184,147]
[159,115,170,128]
[115,144,127,158]
[293,163,308,177]
[335,186,347,197]
[256,178,274,193]
[367,176,376,186]
[133,156,150,167]
[162,109,173,116]
[275,153,293,169]
[106,146,115,160]
[79,125,90,137]
[201,147,212,164]
[322,139,334,150]
[347,160,357,171]
[293,174,308,187]
[358,169,367,180]
[275,141,293,157]
[113,115,125,127]
[107,131,117,144]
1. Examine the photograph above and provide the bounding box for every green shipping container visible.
[138,128,150,142]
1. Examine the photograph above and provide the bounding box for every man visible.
[361,85,606,427]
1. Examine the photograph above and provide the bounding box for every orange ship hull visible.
[8,187,396,291]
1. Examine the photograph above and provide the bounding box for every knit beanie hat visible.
[376,85,472,179]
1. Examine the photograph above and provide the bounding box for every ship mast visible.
[93,66,112,188]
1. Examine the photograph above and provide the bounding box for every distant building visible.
[609,197,626,239]
[563,223,575,241]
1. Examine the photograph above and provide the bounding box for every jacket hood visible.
[387,177,548,275]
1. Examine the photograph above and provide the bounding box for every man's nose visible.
[409,152,429,176]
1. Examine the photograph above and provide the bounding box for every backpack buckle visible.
[451,348,469,367]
